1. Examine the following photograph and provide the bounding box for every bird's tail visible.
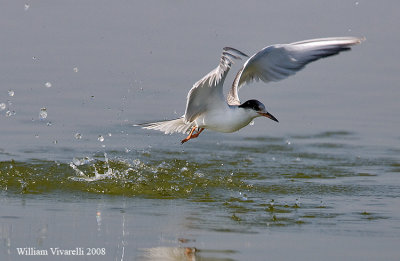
[135,117,195,134]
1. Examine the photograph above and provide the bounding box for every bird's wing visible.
[184,47,248,123]
[227,37,364,105]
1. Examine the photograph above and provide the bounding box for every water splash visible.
[69,153,129,182]
[45,82,52,88]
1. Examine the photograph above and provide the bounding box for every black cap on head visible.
[238,99,266,112]
[239,99,278,122]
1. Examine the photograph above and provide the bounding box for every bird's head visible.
[238,99,279,122]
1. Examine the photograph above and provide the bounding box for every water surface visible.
[1,1,400,260]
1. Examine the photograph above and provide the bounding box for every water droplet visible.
[0,103,6,111]
[24,3,30,11]
[295,157,301,162]
[107,133,112,137]
[249,120,255,126]
[8,90,14,97]
[74,133,82,140]
[32,56,38,61]
[39,107,47,120]
[272,157,276,161]
[98,135,104,142]
[295,198,301,208]
[46,121,52,126]
[286,140,291,145]
[124,148,131,153]
[5,110,13,117]
[355,1,359,6]
[53,140,58,144]
[73,67,79,73]
[45,82,52,88]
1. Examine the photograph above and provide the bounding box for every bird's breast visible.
[195,108,254,133]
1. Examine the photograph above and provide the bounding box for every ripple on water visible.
[291,131,356,139]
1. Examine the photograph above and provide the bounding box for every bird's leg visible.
[181,127,204,144]
[190,128,204,138]
[181,127,196,144]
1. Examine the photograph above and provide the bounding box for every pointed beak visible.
[258,111,279,122]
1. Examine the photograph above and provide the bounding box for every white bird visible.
[138,37,363,144]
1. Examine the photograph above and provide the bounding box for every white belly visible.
[194,108,254,133]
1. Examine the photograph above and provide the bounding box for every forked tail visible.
[135,117,196,134]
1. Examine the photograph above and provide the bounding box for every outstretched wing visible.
[227,37,364,105]
[184,47,248,122]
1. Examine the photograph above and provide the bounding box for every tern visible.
[138,37,363,144]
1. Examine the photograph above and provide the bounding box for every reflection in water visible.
[36,224,48,246]
[115,202,127,261]
[119,213,126,261]
[0,224,12,257]
[96,211,102,232]
[139,247,237,261]
[139,247,196,261]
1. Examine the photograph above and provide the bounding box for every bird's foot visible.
[181,127,204,144]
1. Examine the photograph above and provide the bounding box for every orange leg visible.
[181,127,205,144]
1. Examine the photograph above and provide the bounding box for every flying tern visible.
[138,37,363,144]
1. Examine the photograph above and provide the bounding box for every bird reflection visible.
[140,247,196,261]
[139,246,235,261]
